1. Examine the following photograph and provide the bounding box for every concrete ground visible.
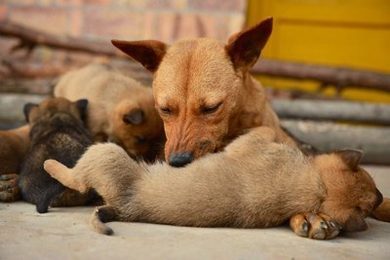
[1,166,389,260]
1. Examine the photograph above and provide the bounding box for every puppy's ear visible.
[75,99,89,122]
[123,109,144,125]
[111,40,167,72]
[23,103,38,123]
[226,17,273,71]
[335,149,363,171]
[344,213,368,232]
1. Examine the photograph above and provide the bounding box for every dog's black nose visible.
[169,152,194,167]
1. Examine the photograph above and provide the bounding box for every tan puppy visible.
[54,64,164,161]
[44,127,383,239]
[0,125,30,202]
[111,17,295,167]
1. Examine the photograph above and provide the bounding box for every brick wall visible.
[1,0,247,43]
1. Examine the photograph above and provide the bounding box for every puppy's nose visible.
[169,152,194,167]
[375,188,383,209]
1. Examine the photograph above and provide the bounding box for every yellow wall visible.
[247,0,390,102]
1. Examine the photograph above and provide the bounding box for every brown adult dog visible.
[54,64,164,162]
[43,127,383,239]
[112,18,295,167]
[0,125,30,202]
[112,17,390,221]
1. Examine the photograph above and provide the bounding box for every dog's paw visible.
[290,213,341,240]
[0,174,21,202]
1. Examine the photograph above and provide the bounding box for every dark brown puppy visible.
[18,97,96,213]
[0,125,30,202]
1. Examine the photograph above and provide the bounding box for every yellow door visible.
[247,0,390,102]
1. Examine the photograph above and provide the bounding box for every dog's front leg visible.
[289,213,341,240]
[0,174,21,202]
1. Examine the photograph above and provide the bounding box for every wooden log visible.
[1,20,390,92]
[272,99,390,125]
[0,94,388,164]
[252,59,390,92]
[281,120,390,165]
[1,58,71,78]
[0,78,54,95]
[0,20,120,57]
[0,93,46,128]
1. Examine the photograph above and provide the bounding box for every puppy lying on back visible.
[54,64,164,162]
[0,125,30,202]
[44,127,383,239]
[19,97,96,213]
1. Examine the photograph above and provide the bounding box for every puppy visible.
[43,127,383,239]
[112,18,295,167]
[54,64,164,162]
[18,97,96,213]
[0,125,30,202]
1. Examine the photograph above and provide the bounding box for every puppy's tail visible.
[90,206,117,235]
[372,197,390,222]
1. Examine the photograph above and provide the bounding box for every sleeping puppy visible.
[0,125,30,202]
[44,127,383,239]
[54,64,165,162]
[18,97,96,213]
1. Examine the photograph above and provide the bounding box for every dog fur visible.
[0,125,30,202]
[111,18,295,166]
[43,127,382,239]
[18,97,96,213]
[54,63,164,162]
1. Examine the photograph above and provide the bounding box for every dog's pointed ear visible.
[23,103,38,123]
[123,109,144,125]
[335,149,363,171]
[225,17,273,71]
[75,99,89,121]
[112,40,167,72]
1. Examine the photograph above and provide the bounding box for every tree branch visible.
[252,59,390,92]
[1,19,390,92]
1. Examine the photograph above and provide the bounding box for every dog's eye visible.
[160,107,172,115]
[201,102,222,115]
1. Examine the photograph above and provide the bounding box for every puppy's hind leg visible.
[90,205,118,235]
[44,159,87,193]
[36,184,65,213]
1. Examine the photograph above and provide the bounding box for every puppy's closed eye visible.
[135,136,147,144]
[123,109,144,125]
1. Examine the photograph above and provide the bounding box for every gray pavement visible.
[1,165,389,260]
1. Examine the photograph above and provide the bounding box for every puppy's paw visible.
[290,213,341,240]
[0,174,21,202]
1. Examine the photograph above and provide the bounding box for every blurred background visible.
[0,0,389,164]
